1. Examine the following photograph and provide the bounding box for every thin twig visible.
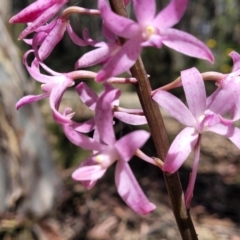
[151,71,224,94]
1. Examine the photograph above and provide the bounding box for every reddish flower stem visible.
[108,0,198,239]
[67,70,137,84]
[61,6,100,19]
[151,71,224,95]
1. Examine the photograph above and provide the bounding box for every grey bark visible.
[0,15,61,219]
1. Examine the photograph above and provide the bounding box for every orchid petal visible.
[154,0,188,28]
[207,123,234,136]
[23,51,52,83]
[75,156,97,190]
[32,32,48,60]
[39,61,62,76]
[98,0,140,39]
[207,124,240,149]
[162,28,214,63]
[95,88,121,145]
[206,87,221,108]
[142,34,163,48]
[19,3,67,39]
[35,20,57,32]
[76,82,98,110]
[73,156,105,189]
[72,165,105,182]
[82,28,98,45]
[208,82,239,115]
[230,96,240,122]
[93,128,101,145]
[199,112,221,129]
[23,38,33,45]
[224,128,240,149]
[102,82,116,93]
[32,31,48,46]
[230,70,240,79]
[62,107,75,119]
[75,43,116,69]
[9,1,52,23]
[63,125,103,151]
[67,24,88,47]
[49,78,74,124]
[38,18,68,61]
[185,140,201,209]
[115,130,150,162]
[115,161,156,215]
[181,67,206,119]
[152,90,196,127]
[132,0,156,24]
[16,93,49,109]
[114,112,147,125]
[96,37,142,81]
[229,51,240,72]
[163,127,198,173]
[101,83,119,104]
[71,118,96,133]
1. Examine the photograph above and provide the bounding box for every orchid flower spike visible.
[153,67,240,208]
[96,0,214,81]
[64,87,156,215]
[10,0,68,40]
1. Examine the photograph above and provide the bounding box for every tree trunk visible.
[0,15,61,219]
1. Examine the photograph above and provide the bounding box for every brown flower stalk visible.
[108,0,198,239]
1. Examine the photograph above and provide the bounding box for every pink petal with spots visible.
[38,18,68,61]
[154,0,188,28]
[181,67,206,119]
[115,160,156,215]
[153,89,196,127]
[98,0,139,39]
[16,93,49,109]
[63,125,103,151]
[95,88,121,145]
[132,0,156,24]
[96,37,142,81]
[115,130,150,162]
[162,28,214,63]
[114,112,147,125]
[163,127,198,173]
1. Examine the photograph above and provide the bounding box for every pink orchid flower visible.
[64,87,155,215]
[153,67,240,208]
[10,0,68,40]
[16,51,74,124]
[96,0,214,81]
